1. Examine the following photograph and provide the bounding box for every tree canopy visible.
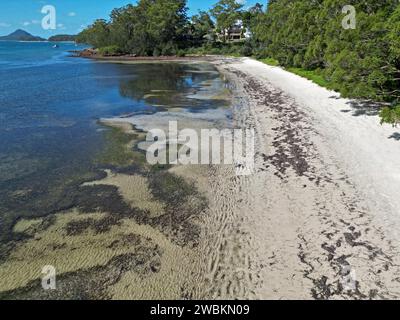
[77,0,188,56]
[252,0,400,125]
[210,0,243,42]
[77,0,400,125]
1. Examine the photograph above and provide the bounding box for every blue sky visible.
[0,0,266,37]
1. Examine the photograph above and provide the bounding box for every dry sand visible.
[195,57,400,299]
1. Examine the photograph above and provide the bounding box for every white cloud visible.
[0,22,11,27]
[68,12,76,17]
[57,23,67,30]
[21,20,40,27]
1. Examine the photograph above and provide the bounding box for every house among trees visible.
[216,19,251,43]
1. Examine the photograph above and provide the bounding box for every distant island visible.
[0,29,46,42]
[0,29,76,42]
[48,34,76,42]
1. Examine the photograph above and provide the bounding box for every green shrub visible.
[240,43,253,57]
[287,68,330,89]
[153,48,161,57]
[183,42,252,57]
[176,50,186,57]
[98,45,123,56]
[380,105,400,127]
[161,42,177,56]
[259,58,280,67]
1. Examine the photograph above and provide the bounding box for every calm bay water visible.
[0,41,229,239]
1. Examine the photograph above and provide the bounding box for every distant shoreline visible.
[0,40,48,43]
[0,40,75,43]
[70,48,225,63]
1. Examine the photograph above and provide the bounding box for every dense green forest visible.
[77,0,400,126]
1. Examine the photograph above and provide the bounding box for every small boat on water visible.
[52,44,59,48]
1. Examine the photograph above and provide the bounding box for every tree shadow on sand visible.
[328,96,400,141]
[388,132,400,141]
[343,100,388,117]
[328,95,388,117]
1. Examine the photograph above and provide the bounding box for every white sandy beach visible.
[97,57,400,299]
[196,57,400,299]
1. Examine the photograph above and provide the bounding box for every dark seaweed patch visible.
[0,234,163,300]
[62,184,149,236]
[64,216,121,236]
[0,169,107,242]
[107,234,143,249]
[148,171,197,207]
[64,171,209,248]
[95,125,145,167]
[147,171,208,247]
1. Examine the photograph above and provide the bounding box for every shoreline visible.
[70,48,222,63]
[2,55,400,299]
